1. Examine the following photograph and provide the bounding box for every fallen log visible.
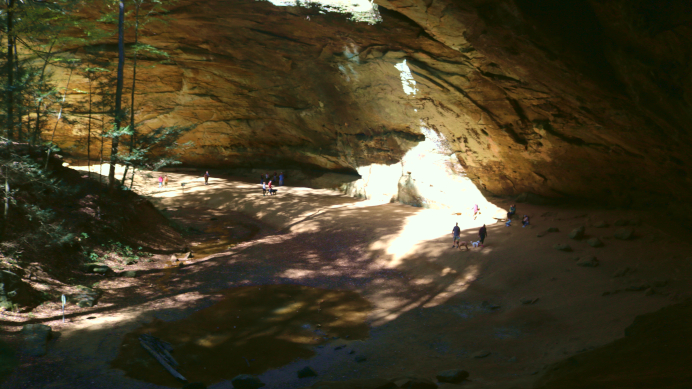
[139,337,186,382]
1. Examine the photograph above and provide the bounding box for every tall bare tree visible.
[108,0,126,190]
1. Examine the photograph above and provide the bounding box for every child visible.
[158,175,163,188]
[163,175,169,187]
[522,215,530,227]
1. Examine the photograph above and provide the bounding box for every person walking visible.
[279,172,284,186]
[452,222,461,248]
[158,175,164,188]
[472,204,480,220]
[163,175,169,187]
[204,171,210,185]
[479,224,488,247]
[262,181,267,196]
[273,172,278,183]
[268,180,273,195]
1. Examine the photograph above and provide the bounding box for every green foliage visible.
[87,239,152,265]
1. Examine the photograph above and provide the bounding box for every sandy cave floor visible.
[2,164,692,389]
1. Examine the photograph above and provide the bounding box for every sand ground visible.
[2,164,691,389]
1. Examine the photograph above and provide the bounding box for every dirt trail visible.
[2,164,692,388]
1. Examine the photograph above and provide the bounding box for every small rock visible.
[297,366,318,378]
[520,297,539,305]
[652,279,669,287]
[576,256,599,267]
[537,231,547,238]
[614,228,635,240]
[508,356,517,362]
[473,350,491,358]
[183,383,207,389]
[626,281,650,291]
[391,376,437,389]
[121,270,137,278]
[355,355,367,362]
[21,324,52,357]
[629,219,642,226]
[587,238,603,247]
[231,374,265,389]
[614,219,629,226]
[612,267,633,277]
[568,226,585,240]
[334,345,345,351]
[594,221,608,228]
[547,227,560,232]
[435,369,470,383]
[553,244,572,252]
[645,288,655,296]
[348,349,355,354]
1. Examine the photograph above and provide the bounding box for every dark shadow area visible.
[536,300,692,388]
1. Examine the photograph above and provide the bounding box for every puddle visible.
[111,285,372,387]
[189,224,259,258]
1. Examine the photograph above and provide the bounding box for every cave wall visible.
[48,0,692,207]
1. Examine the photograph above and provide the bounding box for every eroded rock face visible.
[50,0,692,208]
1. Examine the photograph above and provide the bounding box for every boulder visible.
[547,227,560,232]
[473,350,491,358]
[568,226,585,240]
[436,369,469,383]
[69,287,102,308]
[298,366,318,378]
[0,270,41,310]
[587,238,603,247]
[20,324,52,357]
[390,376,437,389]
[594,221,608,228]
[231,375,265,389]
[576,256,599,267]
[614,228,635,240]
[612,267,633,277]
[82,264,113,275]
[553,244,572,252]
[626,281,650,291]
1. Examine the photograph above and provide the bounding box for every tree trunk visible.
[13,37,21,143]
[45,67,74,171]
[108,1,126,190]
[130,166,136,189]
[31,41,56,146]
[121,164,129,186]
[87,73,92,178]
[129,0,140,153]
[6,0,15,143]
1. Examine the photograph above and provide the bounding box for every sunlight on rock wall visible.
[342,125,500,215]
[262,0,381,23]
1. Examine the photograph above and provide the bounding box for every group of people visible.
[504,204,530,227]
[452,204,529,250]
[452,222,488,250]
[261,172,283,196]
